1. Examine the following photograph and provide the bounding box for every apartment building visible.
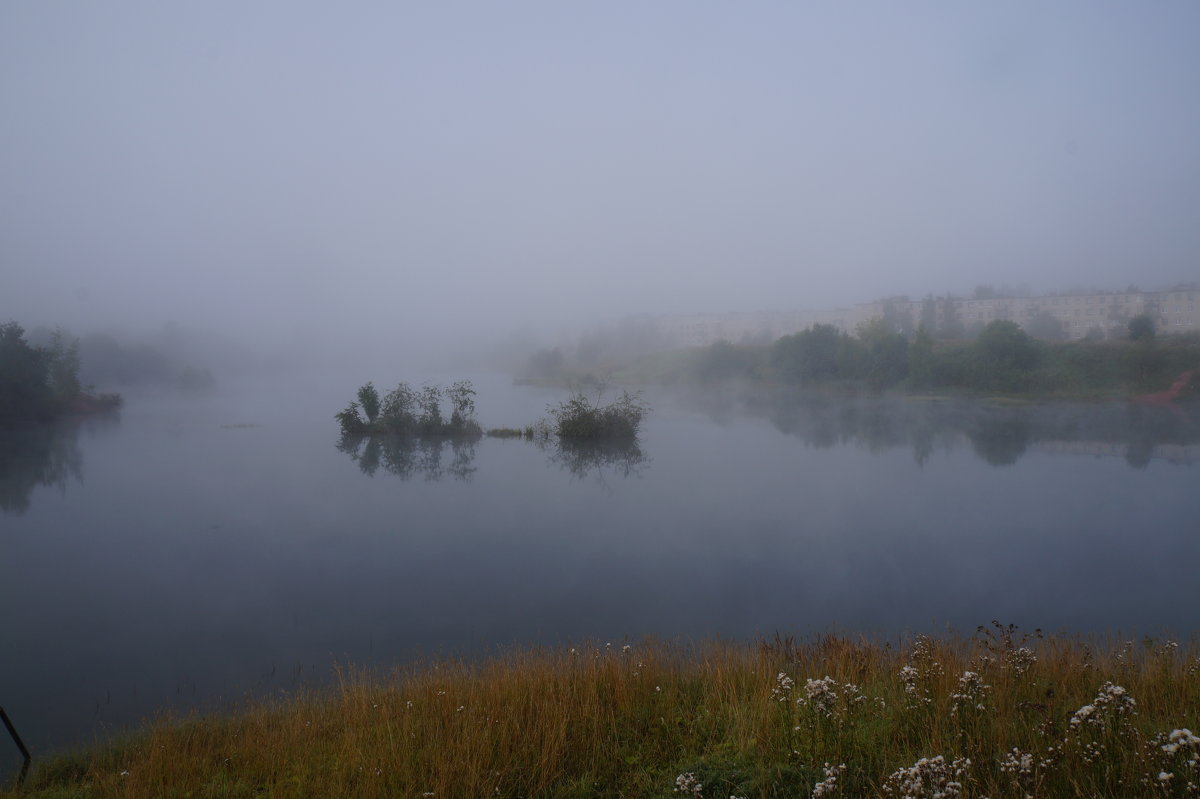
[643,286,1198,349]
[854,287,1200,340]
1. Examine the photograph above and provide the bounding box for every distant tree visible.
[446,380,478,430]
[526,347,565,379]
[770,324,843,382]
[45,328,82,406]
[855,318,909,389]
[939,296,965,339]
[973,285,1000,300]
[1026,311,1066,341]
[879,299,914,336]
[976,320,1039,372]
[0,322,52,422]
[1128,314,1156,341]
[971,321,1040,392]
[907,326,935,389]
[920,295,938,333]
[357,382,381,424]
[417,385,443,433]
[696,340,760,383]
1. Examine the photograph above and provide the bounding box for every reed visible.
[10,628,1199,798]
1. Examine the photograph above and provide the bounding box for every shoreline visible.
[9,629,1199,798]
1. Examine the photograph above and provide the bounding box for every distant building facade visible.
[852,286,1200,340]
[639,286,1198,349]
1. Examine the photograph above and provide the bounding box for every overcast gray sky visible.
[3,1,1198,355]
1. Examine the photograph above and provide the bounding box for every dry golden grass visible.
[9,627,1199,798]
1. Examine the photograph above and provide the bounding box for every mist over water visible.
[3,1,1200,777]
[3,376,1198,762]
[4,2,1200,356]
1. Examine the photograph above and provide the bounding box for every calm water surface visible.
[2,372,1198,763]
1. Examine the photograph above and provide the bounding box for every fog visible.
[3,2,1199,367]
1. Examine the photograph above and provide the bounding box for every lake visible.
[2,371,1198,768]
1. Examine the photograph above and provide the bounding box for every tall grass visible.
[10,629,1199,798]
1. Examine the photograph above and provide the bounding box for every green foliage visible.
[547,391,648,442]
[907,326,935,389]
[381,383,418,429]
[417,385,444,433]
[335,401,366,437]
[0,322,102,423]
[446,380,477,429]
[1025,311,1066,341]
[770,324,843,382]
[694,340,762,383]
[855,319,909,390]
[336,381,481,440]
[976,321,1039,371]
[356,382,381,424]
[0,321,52,422]
[1128,314,1157,341]
[967,321,1039,392]
[46,329,82,405]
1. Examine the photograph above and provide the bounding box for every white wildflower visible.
[1069,682,1136,731]
[881,755,970,799]
[949,671,990,715]
[771,671,796,701]
[1003,647,1037,677]
[811,762,847,798]
[674,772,703,797]
[797,676,867,720]
[1162,728,1200,755]
[900,664,931,708]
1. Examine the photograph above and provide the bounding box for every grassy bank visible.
[10,629,1199,798]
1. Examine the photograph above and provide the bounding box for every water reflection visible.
[539,438,649,483]
[337,432,478,481]
[336,431,648,484]
[689,389,1199,469]
[0,418,113,515]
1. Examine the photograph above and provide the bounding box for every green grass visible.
[8,629,1199,798]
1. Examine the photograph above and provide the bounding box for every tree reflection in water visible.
[337,432,479,482]
[690,388,1199,469]
[539,437,648,485]
[337,431,647,484]
[0,417,116,515]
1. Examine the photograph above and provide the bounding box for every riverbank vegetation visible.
[11,626,1198,798]
[336,384,649,482]
[337,382,648,445]
[0,322,121,424]
[336,381,482,440]
[545,391,649,442]
[527,319,1200,401]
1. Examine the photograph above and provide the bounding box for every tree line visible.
[693,315,1199,397]
[0,322,120,424]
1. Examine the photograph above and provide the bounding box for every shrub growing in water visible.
[336,380,481,439]
[547,391,648,442]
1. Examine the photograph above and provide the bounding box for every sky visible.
[2,1,1198,358]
